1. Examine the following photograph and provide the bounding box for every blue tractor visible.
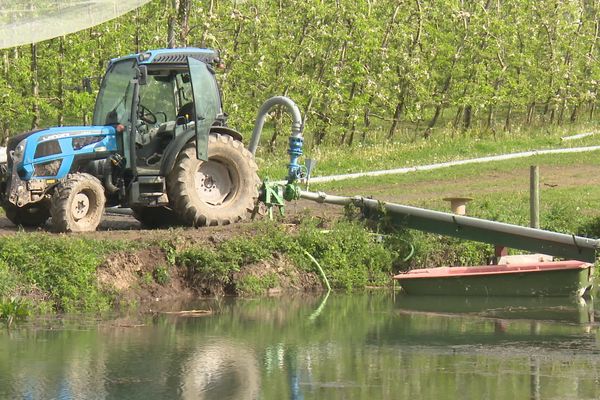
[0,48,260,232]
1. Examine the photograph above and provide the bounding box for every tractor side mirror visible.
[137,65,148,86]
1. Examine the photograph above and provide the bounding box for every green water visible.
[1,292,600,399]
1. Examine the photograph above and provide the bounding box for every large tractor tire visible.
[3,201,50,228]
[131,206,181,229]
[167,134,259,226]
[50,173,105,232]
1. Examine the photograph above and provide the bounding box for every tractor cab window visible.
[93,59,137,126]
[176,73,193,104]
[138,75,177,124]
[175,73,195,124]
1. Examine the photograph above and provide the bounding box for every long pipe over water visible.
[299,190,600,263]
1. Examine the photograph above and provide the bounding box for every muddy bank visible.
[0,209,506,319]
[0,217,399,317]
[98,245,323,311]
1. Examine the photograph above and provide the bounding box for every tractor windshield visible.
[93,59,137,126]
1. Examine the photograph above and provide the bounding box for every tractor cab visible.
[93,48,223,176]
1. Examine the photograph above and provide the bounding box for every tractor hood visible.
[9,125,118,181]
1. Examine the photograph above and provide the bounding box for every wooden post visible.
[530,165,540,229]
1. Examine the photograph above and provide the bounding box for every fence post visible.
[530,165,540,229]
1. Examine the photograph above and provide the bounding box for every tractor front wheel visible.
[3,201,50,228]
[167,134,259,226]
[50,173,105,232]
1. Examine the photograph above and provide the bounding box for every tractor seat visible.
[156,121,176,138]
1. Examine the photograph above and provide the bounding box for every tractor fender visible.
[209,126,243,142]
[159,126,244,176]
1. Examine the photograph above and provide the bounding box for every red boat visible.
[393,260,594,297]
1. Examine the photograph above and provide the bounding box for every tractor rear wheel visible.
[3,201,50,228]
[50,173,105,232]
[167,134,259,226]
[131,206,181,228]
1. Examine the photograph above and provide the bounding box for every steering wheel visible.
[138,104,157,125]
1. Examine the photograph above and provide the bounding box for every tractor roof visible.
[109,47,219,66]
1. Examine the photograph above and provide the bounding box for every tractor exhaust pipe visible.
[248,96,304,182]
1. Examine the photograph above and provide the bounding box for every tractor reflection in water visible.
[181,339,260,400]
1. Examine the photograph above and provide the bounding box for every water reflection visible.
[395,294,595,324]
[1,293,599,399]
[181,338,260,400]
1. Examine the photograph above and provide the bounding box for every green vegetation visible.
[176,220,396,292]
[0,234,137,315]
[236,273,279,296]
[2,0,600,153]
[259,124,600,179]
[153,265,171,285]
[0,297,30,327]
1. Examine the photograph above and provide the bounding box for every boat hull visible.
[394,261,594,297]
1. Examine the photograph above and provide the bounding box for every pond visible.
[1,292,600,399]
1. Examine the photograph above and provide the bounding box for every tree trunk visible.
[347,120,357,146]
[463,105,472,130]
[268,108,283,152]
[134,8,141,53]
[424,105,443,138]
[314,103,331,146]
[569,104,578,123]
[453,106,464,129]
[387,96,404,140]
[340,82,357,145]
[303,95,314,133]
[486,105,494,129]
[526,101,535,125]
[504,104,512,132]
[178,0,191,46]
[31,43,40,130]
[360,105,370,143]
[167,0,179,48]
[1,50,7,141]
[557,99,566,125]
[57,37,65,126]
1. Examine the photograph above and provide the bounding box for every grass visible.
[256,122,600,179]
[314,150,600,189]
[0,234,139,315]
[236,273,279,296]
[308,149,600,234]
[176,220,396,293]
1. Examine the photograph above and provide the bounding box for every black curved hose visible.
[104,161,119,194]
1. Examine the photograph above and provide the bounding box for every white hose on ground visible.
[297,145,600,184]
[561,131,598,141]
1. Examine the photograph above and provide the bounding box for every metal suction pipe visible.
[248,96,303,155]
[298,190,600,263]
